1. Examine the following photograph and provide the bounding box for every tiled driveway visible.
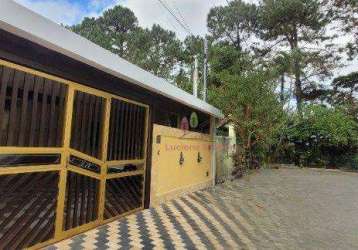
[47,167,358,250]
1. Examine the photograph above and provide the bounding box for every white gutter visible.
[0,0,224,118]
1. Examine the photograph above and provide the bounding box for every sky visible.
[14,0,228,39]
[13,0,357,78]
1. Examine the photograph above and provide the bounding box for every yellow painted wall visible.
[150,124,213,206]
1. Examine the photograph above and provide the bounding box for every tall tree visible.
[324,0,358,59]
[182,35,205,72]
[71,6,138,58]
[258,0,338,110]
[99,5,139,57]
[71,17,112,51]
[329,72,358,118]
[285,104,358,167]
[174,35,205,93]
[132,25,182,79]
[210,54,285,169]
[209,44,249,87]
[272,52,292,104]
[71,5,183,81]
[207,0,258,52]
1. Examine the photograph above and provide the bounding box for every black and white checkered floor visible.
[46,168,358,250]
[46,179,272,250]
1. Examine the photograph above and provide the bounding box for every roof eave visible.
[0,0,224,118]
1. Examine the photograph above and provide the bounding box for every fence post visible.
[54,86,74,239]
[210,117,217,186]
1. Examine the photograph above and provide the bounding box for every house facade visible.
[0,1,223,249]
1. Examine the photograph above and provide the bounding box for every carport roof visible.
[0,0,223,118]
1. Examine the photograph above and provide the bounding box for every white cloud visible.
[121,0,228,39]
[14,0,86,25]
[90,0,107,9]
[13,0,229,38]
[89,0,119,12]
[12,0,358,76]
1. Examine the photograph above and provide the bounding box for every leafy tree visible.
[329,72,358,118]
[71,6,183,80]
[171,35,205,92]
[175,35,211,96]
[99,5,139,57]
[324,0,358,59]
[271,51,292,103]
[71,17,112,51]
[209,44,250,88]
[70,6,138,58]
[131,25,182,79]
[174,68,193,93]
[285,104,358,167]
[210,55,285,169]
[258,0,339,110]
[207,0,258,52]
[182,35,205,67]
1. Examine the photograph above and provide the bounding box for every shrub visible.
[284,104,358,168]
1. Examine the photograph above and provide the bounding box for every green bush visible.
[284,104,358,168]
[336,154,358,170]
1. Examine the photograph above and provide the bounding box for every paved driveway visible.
[47,167,358,250]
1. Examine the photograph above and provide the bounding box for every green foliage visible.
[352,155,358,170]
[207,0,258,51]
[328,72,358,118]
[210,54,286,166]
[189,112,199,129]
[333,72,358,89]
[71,6,182,80]
[133,24,182,79]
[334,153,358,170]
[259,0,327,42]
[173,68,193,93]
[100,5,138,56]
[258,0,338,108]
[324,0,358,59]
[68,1,358,170]
[210,45,246,74]
[287,105,357,145]
[174,35,205,92]
[71,17,112,51]
[285,104,358,167]
[182,35,205,66]
[208,44,256,89]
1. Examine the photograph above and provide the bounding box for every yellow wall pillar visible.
[150,124,213,207]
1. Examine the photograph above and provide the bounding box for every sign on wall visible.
[190,112,199,129]
[180,117,189,130]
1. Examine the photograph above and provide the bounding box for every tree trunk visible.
[295,69,303,113]
[291,29,303,113]
[280,73,285,103]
